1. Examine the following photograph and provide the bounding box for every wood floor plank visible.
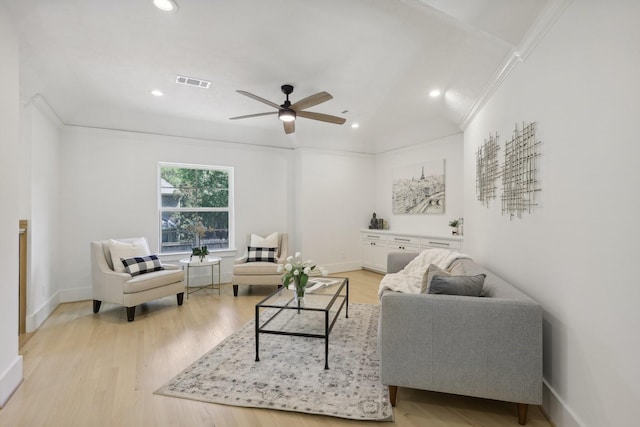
[1,270,551,427]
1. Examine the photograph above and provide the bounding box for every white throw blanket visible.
[377,248,471,297]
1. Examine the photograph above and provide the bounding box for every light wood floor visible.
[1,270,551,427]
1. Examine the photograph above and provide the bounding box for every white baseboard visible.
[322,261,363,274]
[0,355,23,408]
[543,380,584,427]
[59,286,92,303]
[26,292,60,333]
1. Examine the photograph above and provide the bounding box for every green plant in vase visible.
[189,220,210,262]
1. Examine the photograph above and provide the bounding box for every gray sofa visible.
[379,252,542,425]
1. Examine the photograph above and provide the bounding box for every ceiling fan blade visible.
[283,120,295,134]
[291,91,333,111]
[297,110,346,125]
[229,112,278,120]
[236,90,281,110]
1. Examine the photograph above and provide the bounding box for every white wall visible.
[294,149,375,272]
[0,9,23,407]
[21,100,62,332]
[464,1,640,426]
[56,126,293,302]
[374,133,464,236]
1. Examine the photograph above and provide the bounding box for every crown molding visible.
[459,0,573,130]
[27,94,64,129]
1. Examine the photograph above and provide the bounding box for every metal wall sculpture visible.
[501,122,541,218]
[475,122,541,219]
[475,132,500,207]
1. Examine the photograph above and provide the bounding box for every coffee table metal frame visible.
[254,277,349,370]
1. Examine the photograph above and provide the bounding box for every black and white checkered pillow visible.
[247,246,277,263]
[120,255,165,276]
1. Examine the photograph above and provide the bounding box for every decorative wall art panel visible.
[475,122,541,219]
[476,132,500,207]
[392,160,445,214]
[501,122,541,218]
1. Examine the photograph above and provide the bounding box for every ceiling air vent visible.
[176,75,211,89]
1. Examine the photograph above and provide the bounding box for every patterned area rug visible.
[155,303,393,421]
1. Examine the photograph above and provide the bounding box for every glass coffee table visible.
[255,277,349,369]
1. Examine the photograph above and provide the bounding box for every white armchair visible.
[91,237,185,321]
[232,232,288,297]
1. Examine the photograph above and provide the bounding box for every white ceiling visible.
[3,0,554,154]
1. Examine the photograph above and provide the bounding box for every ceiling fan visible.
[229,84,346,134]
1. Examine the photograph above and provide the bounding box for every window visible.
[159,163,233,253]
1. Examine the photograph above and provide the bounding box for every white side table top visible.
[179,257,222,266]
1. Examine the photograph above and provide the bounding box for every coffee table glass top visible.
[255,278,349,338]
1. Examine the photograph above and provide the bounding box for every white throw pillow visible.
[250,232,278,248]
[109,238,151,273]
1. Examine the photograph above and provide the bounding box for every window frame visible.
[158,162,234,255]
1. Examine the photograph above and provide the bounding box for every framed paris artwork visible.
[392,159,445,214]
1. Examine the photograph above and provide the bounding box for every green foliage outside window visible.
[160,165,232,253]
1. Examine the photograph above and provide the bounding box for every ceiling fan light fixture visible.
[278,109,296,122]
[153,0,178,13]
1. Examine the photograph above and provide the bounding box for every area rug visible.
[155,303,393,421]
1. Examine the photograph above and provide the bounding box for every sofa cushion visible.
[250,232,278,248]
[421,262,467,293]
[429,274,486,297]
[124,268,184,293]
[121,255,164,277]
[109,238,150,273]
[234,261,281,275]
[247,246,277,263]
[421,264,449,293]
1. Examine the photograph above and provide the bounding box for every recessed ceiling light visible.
[351,123,360,129]
[429,89,441,98]
[150,89,164,97]
[153,0,178,13]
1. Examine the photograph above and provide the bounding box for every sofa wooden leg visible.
[233,285,238,297]
[93,300,102,313]
[517,403,529,425]
[388,385,398,407]
[126,306,135,322]
[177,292,184,306]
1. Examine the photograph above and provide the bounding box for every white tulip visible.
[277,264,284,273]
[285,263,292,271]
[293,269,299,275]
[295,252,301,259]
[286,255,293,263]
[303,267,311,275]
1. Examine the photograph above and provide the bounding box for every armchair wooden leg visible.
[126,306,136,322]
[233,285,239,297]
[517,403,529,425]
[93,300,102,313]
[388,385,398,407]
[177,292,184,306]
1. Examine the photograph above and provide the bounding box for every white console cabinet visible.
[361,230,462,273]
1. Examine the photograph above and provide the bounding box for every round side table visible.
[179,257,222,298]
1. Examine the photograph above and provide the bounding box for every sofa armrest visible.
[234,256,248,265]
[386,251,419,273]
[379,291,542,404]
